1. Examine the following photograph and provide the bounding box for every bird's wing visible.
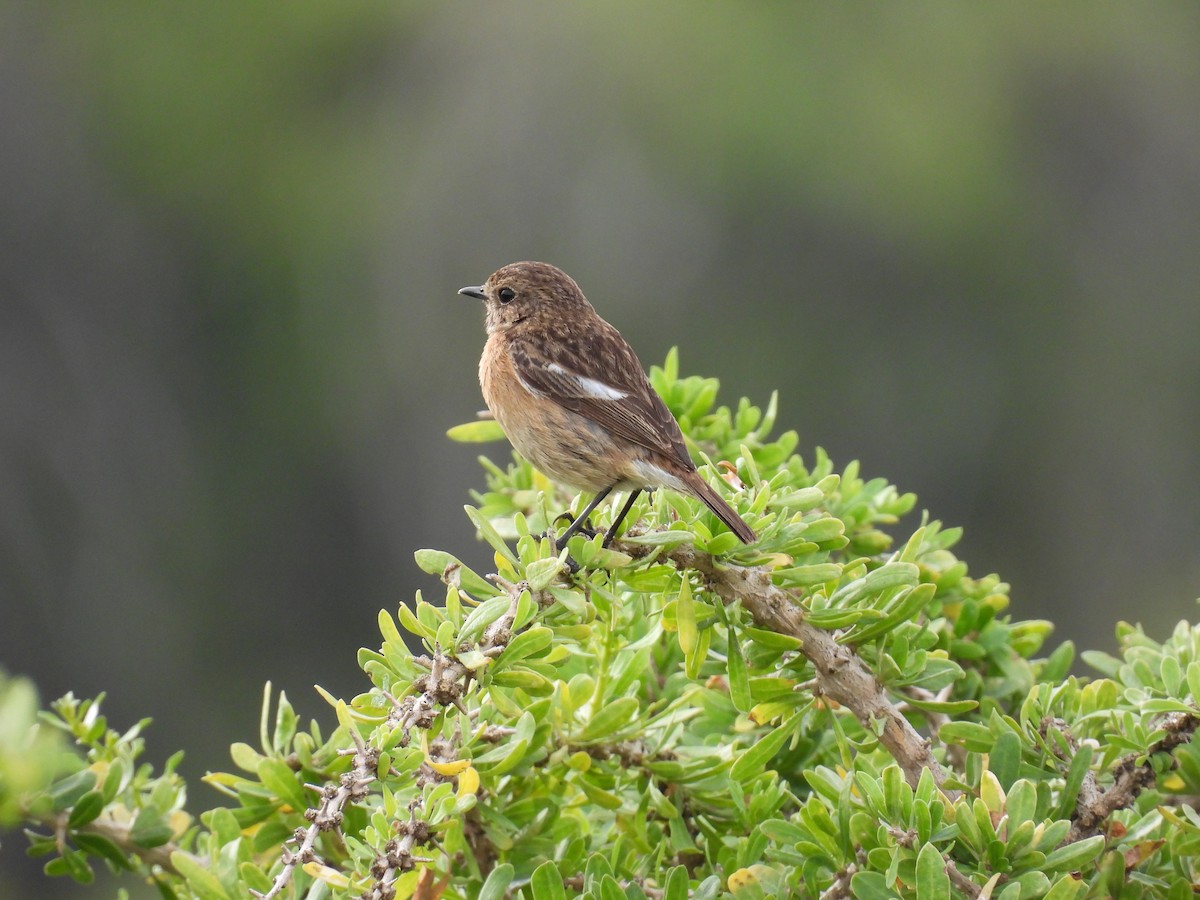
[508,324,692,467]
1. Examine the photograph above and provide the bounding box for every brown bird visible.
[459,261,755,549]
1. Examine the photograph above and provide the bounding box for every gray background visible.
[3,3,1199,895]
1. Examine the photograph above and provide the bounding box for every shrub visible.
[5,352,1199,898]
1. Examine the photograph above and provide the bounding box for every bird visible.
[458,261,755,550]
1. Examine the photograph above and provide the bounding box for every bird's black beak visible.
[458,285,487,301]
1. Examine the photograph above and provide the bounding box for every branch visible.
[818,848,864,899]
[256,571,529,898]
[619,539,950,791]
[26,808,201,878]
[1066,709,1199,842]
[945,856,983,897]
[253,733,379,900]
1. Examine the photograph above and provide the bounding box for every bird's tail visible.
[682,471,756,543]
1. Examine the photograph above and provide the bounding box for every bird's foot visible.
[552,514,598,552]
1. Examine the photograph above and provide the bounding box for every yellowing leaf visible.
[456,766,480,799]
[446,420,506,443]
[677,578,697,657]
[303,862,351,889]
[980,769,1005,813]
[427,757,472,777]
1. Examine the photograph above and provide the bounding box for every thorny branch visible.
[253,733,379,900]
[256,571,530,899]
[1065,709,1200,842]
[617,538,952,792]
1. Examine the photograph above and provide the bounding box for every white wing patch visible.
[547,362,628,401]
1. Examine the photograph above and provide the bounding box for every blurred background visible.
[3,2,1199,894]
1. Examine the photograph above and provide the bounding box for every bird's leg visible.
[555,486,613,552]
[554,512,598,540]
[602,489,641,548]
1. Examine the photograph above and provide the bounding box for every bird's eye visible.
[498,287,515,304]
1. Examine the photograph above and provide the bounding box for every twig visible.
[252,733,379,899]
[944,857,983,897]
[1066,710,1199,842]
[818,847,865,900]
[31,808,201,877]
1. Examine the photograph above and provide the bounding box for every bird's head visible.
[459,261,595,333]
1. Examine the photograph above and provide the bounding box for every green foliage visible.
[3,355,1199,898]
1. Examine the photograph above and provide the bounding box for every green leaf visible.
[1162,654,1183,698]
[531,860,566,900]
[73,833,132,870]
[849,871,900,899]
[686,626,711,680]
[459,594,514,643]
[772,563,843,587]
[1005,779,1037,828]
[902,696,977,716]
[524,556,563,591]
[1042,834,1105,873]
[578,775,624,810]
[703,531,742,556]
[846,583,936,644]
[1187,660,1200,703]
[804,607,870,629]
[1041,875,1086,900]
[256,757,309,813]
[447,419,506,442]
[473,712,534,775]
[990,731,1021,790]
[1041,640,1075,682]
[413,549,496,597]
[240,861,274,894]
[1057,743,1094,819]
[100,758,127,803]
[548,586,588,615]
[490,667,552,693]
[743,626,803,651]
[759,818,806,844]
[272,692,297,754]
[1080,650,1122,677]
[229,741,264,773]
[465,505,519,564]
[45,850,94,884]
[599,874,628,900]
[377,608,404,648]
[66,791,105,829]
[939,721,994,753]
[207,807,242,845]
[48,770,97,811]
[397,600,435,640]
[479,863,515,900]
[915,843,950,900]
[496,626,554,666]
[663,866,690,900]
[251,821,293,854]
[171,851,233,900]
[727,628,752,713]
[129,807,174,849]
[803,767,845,805]
[574,697,640,743]
[731,714,796,783]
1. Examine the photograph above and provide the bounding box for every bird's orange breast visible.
[480,334,620,492]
